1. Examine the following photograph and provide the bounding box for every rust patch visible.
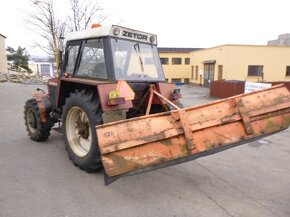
[108,154,130,170]
[282,116,290,128]
[266,120,275,131]
[158,157,167,162]
[180,143,189,155]
[160,139,173,146]
[204,140,215,149]
[272,96,289,104]
[105,154,143,176]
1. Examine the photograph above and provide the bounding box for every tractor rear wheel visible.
[24,99,52,141]
[62,90,103,172]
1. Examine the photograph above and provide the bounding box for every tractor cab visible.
[62,25,165,82]
[45,25,179,122]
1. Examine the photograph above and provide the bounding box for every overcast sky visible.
[1,0,289,56]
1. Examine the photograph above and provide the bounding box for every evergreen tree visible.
[6,46,32,73]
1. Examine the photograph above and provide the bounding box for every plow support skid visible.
[96,85,290,185]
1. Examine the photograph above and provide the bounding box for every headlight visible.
[150,35,156,43]
[113,27,121,36]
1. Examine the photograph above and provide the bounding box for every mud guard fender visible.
[32,91,52,123]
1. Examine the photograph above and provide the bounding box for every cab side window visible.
[65,44,80,74]
[76,39,107,79]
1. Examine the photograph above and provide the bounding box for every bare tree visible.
[68,0,107,31]
[26,0,107,77]
[26,0,64,77]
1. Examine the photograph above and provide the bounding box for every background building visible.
[29,58,56,77]
[0,34,7,73]
[268,34,290,46]
[190,44,290,86]
[158,47,201,83]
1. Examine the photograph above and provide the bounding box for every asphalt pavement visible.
[0,82,289,217]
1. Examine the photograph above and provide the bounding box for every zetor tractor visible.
[24,25,290,185]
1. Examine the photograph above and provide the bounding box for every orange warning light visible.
[91,23,102,28]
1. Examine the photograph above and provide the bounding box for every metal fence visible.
[210,80,290,98]
[210,80,245,98]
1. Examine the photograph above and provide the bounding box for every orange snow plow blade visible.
[96,85,290,185]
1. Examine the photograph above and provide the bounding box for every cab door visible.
[48,42,81,106]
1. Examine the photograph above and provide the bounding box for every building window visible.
[286,66,290,76]
[40,64,51,76]
[160,58,169,65]
[195,66,198,80]
[172,58,182,65]
[191,66,194,79]
[171,78,182,83]
[185,58,190,65]
[248,65,263,76]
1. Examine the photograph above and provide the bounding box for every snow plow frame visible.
[96,84,290,185]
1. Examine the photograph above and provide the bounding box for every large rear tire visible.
[62,90,103,172]
[24,99,52,141]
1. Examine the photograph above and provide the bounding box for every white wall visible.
[0,35,7,73]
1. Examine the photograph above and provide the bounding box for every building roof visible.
[191,44,290,54]
[30,57,55,63]
[65,25,157,45]
[0,33,6,38]
[158,47,202,53]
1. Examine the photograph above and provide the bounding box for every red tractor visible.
[24,25,290,185]
[24,25,181,173]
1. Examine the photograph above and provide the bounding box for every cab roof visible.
[65,25,158,45]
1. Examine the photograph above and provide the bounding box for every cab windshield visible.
[110,39,165,81]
